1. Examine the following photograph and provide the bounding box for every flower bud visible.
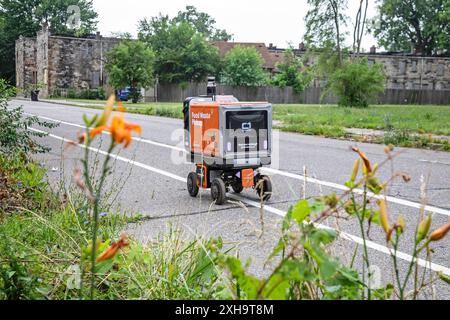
[378,199,390,234]
[350,158,361,182]
[95,95,115,127]
[396,215,406,233]
[372,163,379,174]
[417,215,432,243]
[429,221,450,242]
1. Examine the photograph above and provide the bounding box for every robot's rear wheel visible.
[256,175,272,202]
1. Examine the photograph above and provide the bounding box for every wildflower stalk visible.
[89,140,115,300]
[352,188,371,300]
[76,96,141,300]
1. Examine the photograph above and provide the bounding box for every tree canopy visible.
[0,0,98,82]
[371,0,449,55]
[105,40,155,103]
[138,16,220,84]
[304,0,348,64]
[172,5,232,41]
[221,46,268,87]
[271,49,312,93]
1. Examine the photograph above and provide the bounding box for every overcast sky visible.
[92,0,379,51]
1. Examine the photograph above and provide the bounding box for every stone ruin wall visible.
[15,36,38,95]
[16,28,120,98]
[47,35,120,97]
[368,55,450,91]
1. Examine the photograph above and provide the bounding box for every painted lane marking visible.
[27,112,450,218]
[419,159,450,166]
[260,167,450,217]
[30,127,450,276]
[24,112,185,153]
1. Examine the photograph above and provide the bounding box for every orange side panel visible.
[190,105,220,158]
[196,164,208,189]
[241,169,255,188]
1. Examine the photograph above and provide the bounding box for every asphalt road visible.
[9,99,450,299]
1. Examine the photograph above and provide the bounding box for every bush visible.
[328,57,385,107]
[0,79,58,155]
[271,49,312,93]
[0,154,48,214]
[67,88,77,99]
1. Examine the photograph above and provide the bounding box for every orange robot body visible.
[184,77,273,205]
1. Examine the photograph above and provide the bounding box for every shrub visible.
[328,57,385,107]
[67,88,77,99]
[271,49,312,93]
[0,79,58,156]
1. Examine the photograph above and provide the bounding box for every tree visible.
[0,0,98,82]
[138,19,220,84]
[221,46,268,87]
[173,5,232,41]
[352,0,369,57]
[328,57,385,107]
[371,0,449,55]
[271,49,312,93]
[105,40,155,103]
[304,0,348,65]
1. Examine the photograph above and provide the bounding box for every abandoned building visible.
[16,27,450,101]
[15,24,121,99]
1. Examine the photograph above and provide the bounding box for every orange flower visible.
[117,101,126,113]
[89,125,108,139]
[88,115,141,148]
[125,123,142,136]
[96,233,129,263]
[109,115,141,148]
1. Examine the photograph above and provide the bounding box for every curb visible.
[13,97,104,108]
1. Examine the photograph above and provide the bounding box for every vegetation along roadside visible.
[2,85,450,299]
[46,98,450,152]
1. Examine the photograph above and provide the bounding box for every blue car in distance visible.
[117,88,130,101]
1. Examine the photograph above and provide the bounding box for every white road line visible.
[260,167,450,217]
[30,127,450,276]
[419,159,450,166]
[28,112,450,218]
[25,112,185,153]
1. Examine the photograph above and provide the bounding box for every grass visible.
[49,98,450,150]
[0,154,225,300]
[2,150,449,300]
[273,104,450,137]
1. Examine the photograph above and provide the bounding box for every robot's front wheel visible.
[187,172,199,197]
[211,178,227,205]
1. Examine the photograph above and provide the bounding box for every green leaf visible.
[310,228,337,246]
[225,257,261,299]
[291,200,312,225]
